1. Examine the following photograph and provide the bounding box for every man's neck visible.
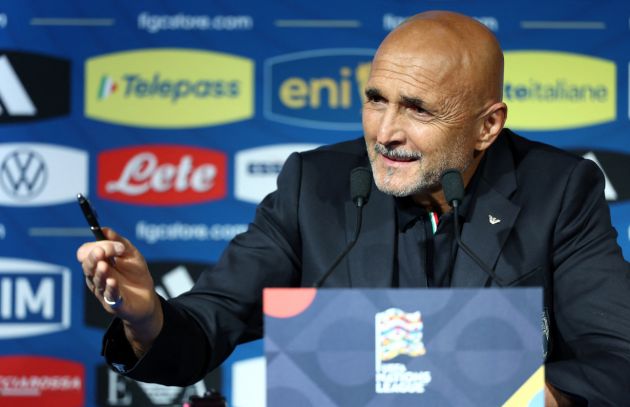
[410,151,485,215]
[411,192,450,216]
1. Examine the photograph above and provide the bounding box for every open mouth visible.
[378,150,421,166]
[374,144,421,164]
[381,153,418,163]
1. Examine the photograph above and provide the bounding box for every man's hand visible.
[76,228,163,357]
[545,382,577,407]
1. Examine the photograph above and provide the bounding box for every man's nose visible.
[376,107,405,146]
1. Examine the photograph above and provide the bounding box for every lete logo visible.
[98,145,226,205]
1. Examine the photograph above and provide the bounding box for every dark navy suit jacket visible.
[107,129,630,405]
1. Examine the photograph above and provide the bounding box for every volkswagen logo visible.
[0,149,48,200]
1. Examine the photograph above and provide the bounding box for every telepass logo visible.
[97,75,117,100]
[85,48,254,128]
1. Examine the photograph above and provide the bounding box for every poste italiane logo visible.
[85,48,254,128]
[264,48,373,130]
[504,51,616,130]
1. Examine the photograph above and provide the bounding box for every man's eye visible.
[365,90,386,103]
[404,102,429,115]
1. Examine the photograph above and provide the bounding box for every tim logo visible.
[0,143,88,206]
[264,48,374,130]
[0,258,71,339]
[98,145,226,205]
[0,51,70,123]
[374,308,431,394]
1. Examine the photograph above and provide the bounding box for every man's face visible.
[362,49,480,198]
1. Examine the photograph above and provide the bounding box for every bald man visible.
[364,11,505,208]
[78,11,630,406]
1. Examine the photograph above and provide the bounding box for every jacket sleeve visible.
[102,152,305,386]
[545,158,630,405]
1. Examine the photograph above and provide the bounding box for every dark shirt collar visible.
[395,196,427,232]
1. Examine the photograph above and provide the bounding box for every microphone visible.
[441,169,505,287]
[313,167,372,288]
[350,166,372,207]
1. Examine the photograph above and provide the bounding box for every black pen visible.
[77,193,106,241]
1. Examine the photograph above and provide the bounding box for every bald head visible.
[375,11,504,109]
[362,11,508,207]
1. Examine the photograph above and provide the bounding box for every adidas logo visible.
[0,51,70,124]
[0,55,37,116]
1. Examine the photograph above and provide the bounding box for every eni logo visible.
[504,51,616,131]
[264,48,374,130]
[85,48,254,128]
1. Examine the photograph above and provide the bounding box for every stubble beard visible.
[368,140,472,198]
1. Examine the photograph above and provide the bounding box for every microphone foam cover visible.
[441,169,465,204]
[350,167,372,204]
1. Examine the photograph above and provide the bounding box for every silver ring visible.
[103,294,123,308]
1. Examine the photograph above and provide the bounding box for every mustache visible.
[374,143,422,160]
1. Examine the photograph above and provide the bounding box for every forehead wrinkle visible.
[370,55,462,96]
[368,68,442,106]
[437,96,469,125]
[369,65,437,89]
[369,66,467,120]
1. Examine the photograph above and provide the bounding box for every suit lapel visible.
[450,180,520,286]
[451,132,522,287]
[345,185,396,287]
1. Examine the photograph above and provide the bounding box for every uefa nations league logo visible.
[375,308,432,394]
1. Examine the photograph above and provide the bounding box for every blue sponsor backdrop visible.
[0,1,629,406]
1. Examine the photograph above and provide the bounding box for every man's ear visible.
[476,102,507,151]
